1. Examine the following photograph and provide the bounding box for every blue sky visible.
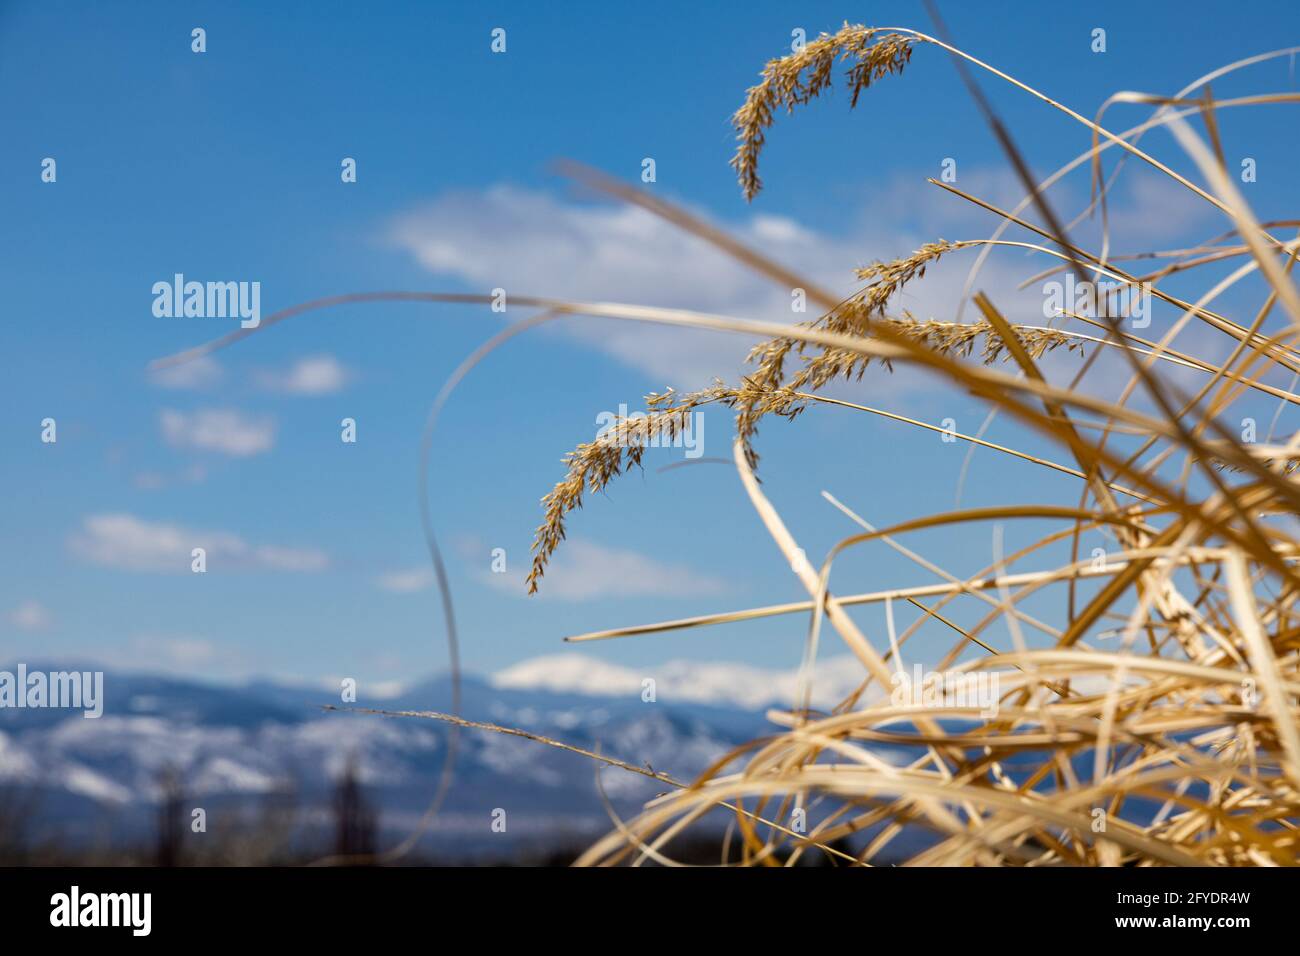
[3,1,1299,687]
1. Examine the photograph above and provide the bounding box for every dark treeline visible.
[0,759,861,866]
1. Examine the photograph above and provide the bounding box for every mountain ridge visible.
[0,656,857,859]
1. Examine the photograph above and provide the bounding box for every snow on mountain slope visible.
[0,660,817,856]
[491,653,871,710]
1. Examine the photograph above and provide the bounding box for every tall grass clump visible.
[154,22,1300,866]
[530,24,1300,866]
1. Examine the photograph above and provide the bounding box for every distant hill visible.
[0,655,893,862]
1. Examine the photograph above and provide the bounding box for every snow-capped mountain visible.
[491,653,869,710]
[0,655,877,862]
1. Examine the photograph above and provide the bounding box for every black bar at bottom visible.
[0,866,1278,941]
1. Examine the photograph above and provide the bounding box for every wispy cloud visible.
[160,408,275,457]
[69,513,328,573]
[148,355,224,390]
[388,175,1214,390]
[486,538,728,602]
[376,567,436,594]
[256,354,352,396]
[7,600,53,632]
[149,353,353,397]
[387,179,1041,386]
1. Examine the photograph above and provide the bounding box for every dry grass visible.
[532,26,1300,866]
[731,24,916,201]
[152,22,1300,867]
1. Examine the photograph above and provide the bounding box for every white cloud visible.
[160,408,275,457]
[388,175,1215,391]
[69,513,329,573]
[387,180,1048,387]
[750,214,818,244]
[487,538,728,602]
[391,186,784,384]
[376,567,436,594]
[1087,175,1217,248]
[148,355,223,390]
[257,354,351,396]
[7,600,52,632]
